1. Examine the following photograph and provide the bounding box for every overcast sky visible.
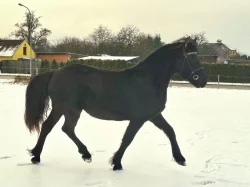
[1,0,250,54]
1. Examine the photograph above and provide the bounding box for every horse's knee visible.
[61,125,68,133]
[62,125,74,136]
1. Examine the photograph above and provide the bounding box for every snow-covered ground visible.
[0,80,250,187]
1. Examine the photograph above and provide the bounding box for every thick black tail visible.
[24,72,54,134]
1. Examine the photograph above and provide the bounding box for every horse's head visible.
[175,37,207,88]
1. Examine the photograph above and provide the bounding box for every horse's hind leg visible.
[150,113,186,166]
[110,120,144,170]
[62,109,91,162]
[29,109,63,164]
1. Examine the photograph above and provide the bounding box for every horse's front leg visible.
[150,113,186,166]
[110,119,144,170]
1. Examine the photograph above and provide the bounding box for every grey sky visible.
[1,0,250,54]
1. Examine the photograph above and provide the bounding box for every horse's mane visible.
[159,36,190,51]
[132,38,187,71]
[171,36,187,44]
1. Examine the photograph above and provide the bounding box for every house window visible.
[23,46,27,55]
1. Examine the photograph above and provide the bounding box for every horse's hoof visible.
[173,154,186,166]
[31,157,40,164]
[176,160,186,166]
[113,163,123,171]
[83,158,92,163]
[82,155,92,163]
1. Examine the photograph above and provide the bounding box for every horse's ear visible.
[184,36,190,47]
[194,36,197,43]
[194,36,198,45]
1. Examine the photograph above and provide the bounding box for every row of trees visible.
[2,10,249,59]
[1,10,164,59]
[50,25,164,58]
[1,10,212,59]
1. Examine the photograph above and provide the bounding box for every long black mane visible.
[133,41,184,71]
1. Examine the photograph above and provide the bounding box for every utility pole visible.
[18,3,32,75]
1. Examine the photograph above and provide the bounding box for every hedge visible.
[67,59,138,71]
[172,63,250,83]
[68,60,250,83]
[2,59,250,83]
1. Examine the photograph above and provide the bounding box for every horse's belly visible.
[84,108,126,121]
[83,99,127,121]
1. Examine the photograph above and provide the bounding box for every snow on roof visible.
[0,46,20,57]
[78,55,139,61]
[203,42,236,51]
[0,40,24,57]
[224,44,235,51]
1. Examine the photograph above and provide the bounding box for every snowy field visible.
[0,80,250,187]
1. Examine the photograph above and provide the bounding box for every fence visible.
[0,60,42,74]
[170,75,250,89]
[0,59,138,75]
[172,74,250,84]
[0,60,67,76]
[2,59,250,85]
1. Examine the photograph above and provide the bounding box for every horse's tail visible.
[24,72,54,134]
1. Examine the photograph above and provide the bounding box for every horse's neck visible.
[135,47,178,90]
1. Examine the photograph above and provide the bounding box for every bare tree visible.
[188,31,208,45]
[51,37,94,55]
[50,25,164,58]
[88,25,113,54]
[10,10,52,50]
[114,25,142,55]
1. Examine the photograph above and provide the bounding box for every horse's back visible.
[47,64,166,121]
[47,64,128,116]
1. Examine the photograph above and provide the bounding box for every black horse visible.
[24,36,207,170]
